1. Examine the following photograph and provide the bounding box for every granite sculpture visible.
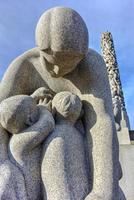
[0,94,55,200]
[0,125,27,200]
[0,7,125,200]
[42,92,89,200]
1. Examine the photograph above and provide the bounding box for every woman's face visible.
[40,49,84,78]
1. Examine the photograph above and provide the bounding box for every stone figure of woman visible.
[0,7,123,200]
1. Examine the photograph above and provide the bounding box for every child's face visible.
[8,105,39,134]
[0,96,39,134]
[7,115,27,134]
[12,105,39,134]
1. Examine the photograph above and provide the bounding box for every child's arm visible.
[9,105,55,157]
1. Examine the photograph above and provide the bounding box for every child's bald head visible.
[52,92,82,123]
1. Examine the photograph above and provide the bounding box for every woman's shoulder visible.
[8,47,40,67]
[83,48,106,73]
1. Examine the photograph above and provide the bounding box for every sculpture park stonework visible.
[0,7,126,200]
[101,32,130,144]
[101,32,134,200]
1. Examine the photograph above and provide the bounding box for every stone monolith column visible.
[101,32,130,144]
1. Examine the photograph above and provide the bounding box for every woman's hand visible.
[38,98,52,112]
[31,87,55,104]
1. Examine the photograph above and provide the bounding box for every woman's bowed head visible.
[36,7,89,77]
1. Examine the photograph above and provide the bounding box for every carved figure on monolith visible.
[101,32,130,132]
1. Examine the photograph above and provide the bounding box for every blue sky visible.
[0,0,133,128]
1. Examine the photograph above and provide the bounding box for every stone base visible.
[117,128,130,145]
[119,144,134,200]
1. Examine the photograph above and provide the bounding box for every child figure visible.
[0,125,27,200]
[42,91,89,200]
[0,93,55,200]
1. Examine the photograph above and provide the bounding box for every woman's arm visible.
[81,49,119,200]
[0,49,40,102]
[83,98,118,200]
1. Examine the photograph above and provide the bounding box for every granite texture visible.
[36,7,89,54]
[0,7,123,200]
[42,92,89,200]
[0,125,27,200]
[0,95,55,200]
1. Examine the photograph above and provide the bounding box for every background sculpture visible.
[0,7,124,200]
[101,32,130,131]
